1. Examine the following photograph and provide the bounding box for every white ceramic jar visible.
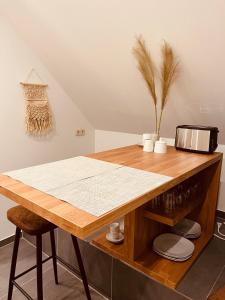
[154,141,167,153]
[143,139,154,152]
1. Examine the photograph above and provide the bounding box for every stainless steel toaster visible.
[175,125,219,154]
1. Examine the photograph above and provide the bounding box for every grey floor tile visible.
[208,265,225,298]
[112,259,189,300]
[23,229,58,257]
[1,264,104,300]
[0,238,105,300]
[57,229,112,298]
[0,238,47,298]
[23,232,35,245]
[177,237,225,300]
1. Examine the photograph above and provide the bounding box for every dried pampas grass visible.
[132,37,179,137]
[158,41,179,135]
[133,36,158,133]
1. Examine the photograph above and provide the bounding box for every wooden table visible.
[0,145,223,288]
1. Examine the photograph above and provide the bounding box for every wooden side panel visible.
[197,160,222,235]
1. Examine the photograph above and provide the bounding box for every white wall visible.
[0,17,94,241]
[2,0,225,143]
[95,130,225,212]
[95,130,141,152]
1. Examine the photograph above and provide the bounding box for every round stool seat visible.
[7,205,57,235]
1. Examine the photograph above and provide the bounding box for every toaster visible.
[175,125,219,154]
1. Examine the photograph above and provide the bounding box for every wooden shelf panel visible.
[92,231,211,289]
[143,197,203,226]
[92,232,127,261]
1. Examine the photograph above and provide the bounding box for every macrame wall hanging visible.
[20,69,53,135]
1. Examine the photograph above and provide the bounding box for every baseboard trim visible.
[216,210,225,220]
[0,235,15,247]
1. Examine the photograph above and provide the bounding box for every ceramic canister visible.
[143,139,154,152]
[154,141,167,153]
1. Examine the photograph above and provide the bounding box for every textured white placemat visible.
[4,156,122,190]
[4,156,172,216]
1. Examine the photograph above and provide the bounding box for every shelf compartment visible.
[92,231,211,289]
[143,196,203,226]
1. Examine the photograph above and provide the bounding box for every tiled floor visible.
[177,217,225,300]
[177,236,225,300]
[1,218,225,300]
[0,239,105,300]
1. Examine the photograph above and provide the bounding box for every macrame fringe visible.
[26,102,53,135]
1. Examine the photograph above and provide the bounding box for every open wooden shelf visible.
[92,230,211,288]
[91,151,221,290]
[143,197,203,226]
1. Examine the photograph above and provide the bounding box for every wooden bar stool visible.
[7,205,91,300]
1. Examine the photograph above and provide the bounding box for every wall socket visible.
[76,129,85,136]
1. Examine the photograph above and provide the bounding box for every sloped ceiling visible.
[1,0,225,142]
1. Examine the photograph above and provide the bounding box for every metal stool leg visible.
[8,227,21,300]
[36,235,43,300]
[71,235,91,300]
[50,230,58,284]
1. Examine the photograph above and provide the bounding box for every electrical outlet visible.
[76,129,85,136]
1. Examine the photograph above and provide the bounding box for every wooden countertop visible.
[0,145,222,239]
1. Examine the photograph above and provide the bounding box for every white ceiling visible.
[2,0,225,142]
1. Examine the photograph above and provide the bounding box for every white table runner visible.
[4,156,172,216]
